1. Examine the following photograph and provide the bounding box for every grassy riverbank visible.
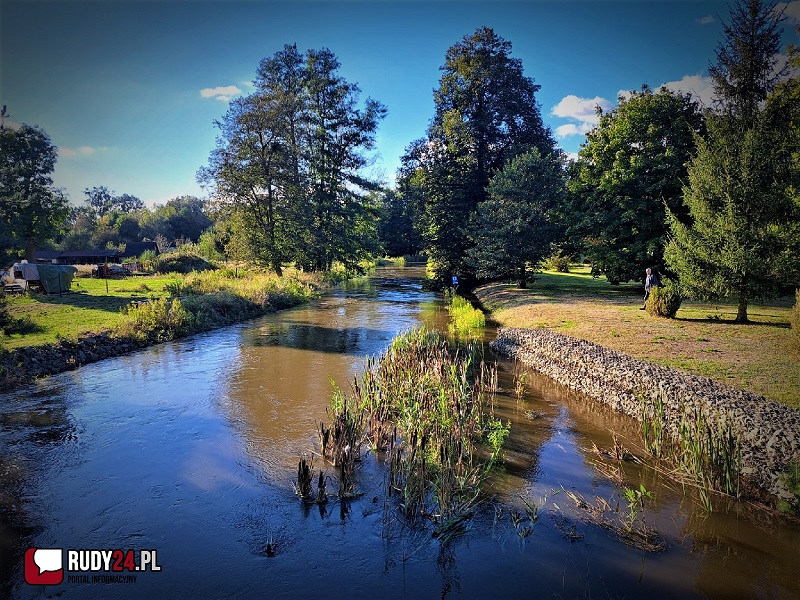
[1,266,326,351]
[475,266,799,408]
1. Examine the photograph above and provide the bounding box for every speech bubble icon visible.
[33,548,62,575]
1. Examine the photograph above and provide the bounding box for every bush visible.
[544,252,571,273]
[646,280,682,318]
[154,250,216,274]
[121,297,191,342]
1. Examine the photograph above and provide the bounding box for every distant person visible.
[641,267,660,310]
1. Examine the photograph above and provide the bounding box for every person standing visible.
[641,267,660,309]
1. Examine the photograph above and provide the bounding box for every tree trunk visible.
[25,241,36,263]
[735,296,748,323]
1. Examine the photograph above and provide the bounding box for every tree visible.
[566,85,705,284]
[199,44,385,274]
[664,0,797,322]
[0,122,69,261]
[84,186,144,217]
[409,27,557,283]
[466,149,565,287]
[377,188,423,258]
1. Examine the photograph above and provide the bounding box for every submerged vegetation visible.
[308,328,509,540]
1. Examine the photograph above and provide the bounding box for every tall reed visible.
[318,328,508,536]
[639,391,741,509]
[446,292,486,337]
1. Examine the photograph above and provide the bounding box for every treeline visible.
[1,0,798,323]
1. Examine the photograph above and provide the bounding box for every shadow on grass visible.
[26,291,146,313]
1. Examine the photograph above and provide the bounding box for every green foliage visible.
[466,148,565,287]
[646,280,683,318]
[121,297,191,342]
[778,461,800,515]
[447,293,485,336]
[566,85,705,285]
[153,249,216,274]
[404,27,558,283]
[544,252,571,273]
[377,188,423,257]
[0,122,70,261]
[318,328,506,532]
[138,249,158,271]
[666,0,798,323]
[199,44,385,275]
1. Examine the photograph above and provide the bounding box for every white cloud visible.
[776,2,800,23]
[565,152,579,163]
[661,74,716,108]
[696,15,715,25]
[551,95,612,138]
[58,146,101,159]
[200,85,243,102]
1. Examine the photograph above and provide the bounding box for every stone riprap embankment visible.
[0,332,148,387]
[491,327,800,507]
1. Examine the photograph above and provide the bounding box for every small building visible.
[34,249,122,266]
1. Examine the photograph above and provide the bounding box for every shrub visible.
[447,293,486,336]
[646,280,682,318]
[544,252,571,273]
[121,297,191,342]
[154,250,216,274]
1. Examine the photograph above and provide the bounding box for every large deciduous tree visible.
[0,122,69,261]
[664,0,798,322]
[408,27,558,283]
[566,85,705,284]
[199,44,385,274]
[466,149,565,288]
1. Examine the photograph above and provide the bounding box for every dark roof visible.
[34,250,62,260]
[60,250,120,258]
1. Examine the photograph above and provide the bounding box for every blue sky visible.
[3,0,799,207]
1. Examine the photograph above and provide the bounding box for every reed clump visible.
[317,328,508,539]
[639,392,741,510]
[446,292,486,337]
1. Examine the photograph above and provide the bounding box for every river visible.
[1,266,798,599]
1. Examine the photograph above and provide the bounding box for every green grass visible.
[1,269,322,351]
[477,265,799,407]
[447,293,486,336]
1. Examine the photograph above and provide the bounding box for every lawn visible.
[2,273,182,349]
[476,266,799,408]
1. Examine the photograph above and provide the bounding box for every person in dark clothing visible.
[641,267,660,309]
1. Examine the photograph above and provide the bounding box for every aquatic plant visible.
[639,391,741,509]
[316,328,508,538]
[446,293,486,337]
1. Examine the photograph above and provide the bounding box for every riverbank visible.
[475,271,798,408]
[491,326,800,510]
[0,267,328,389]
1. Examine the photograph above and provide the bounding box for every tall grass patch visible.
[447,292,486,337]
[312,328,508,541]
[791,289,799,354]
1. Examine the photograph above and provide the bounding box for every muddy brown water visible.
[1,266,798,599]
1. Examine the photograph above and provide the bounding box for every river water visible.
[1,266,798,599]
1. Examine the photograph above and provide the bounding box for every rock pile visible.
[491,327,800,507]
[0,332,148,387]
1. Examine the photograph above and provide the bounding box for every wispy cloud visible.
[200,85,243,102]
[776,2,800,23]
[59,146,103,159]
[696,15,715,25]
[551,95,612,137]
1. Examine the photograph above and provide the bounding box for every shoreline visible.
[490,326,800,509]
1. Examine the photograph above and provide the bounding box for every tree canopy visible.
[0,122,69,261]
[406,27,558,284]
[199,44,385,274]
[566,85,705,284]
[664,0,799,322]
